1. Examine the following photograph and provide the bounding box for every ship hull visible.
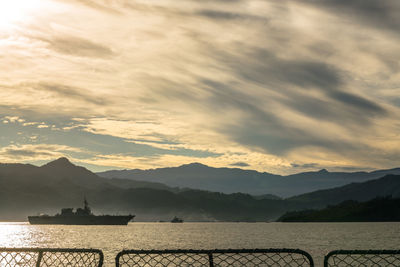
[28,215,134,225]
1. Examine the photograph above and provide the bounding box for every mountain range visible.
[287,174,400,209]
[1,158,399,222]
[97,163,400,197]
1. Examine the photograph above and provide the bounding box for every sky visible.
[0,0,399,174]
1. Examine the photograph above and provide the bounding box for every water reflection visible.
[0,222,35,247]
[0,222,399,266]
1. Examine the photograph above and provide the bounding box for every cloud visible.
[217,46,386,118]
[0,144,84,162]
[3,148,53,158]
[33,82,111,105]
[195,10,266,21]
[328,91,386,115]
[300,0,400,33]
[43,35,114,58]
[290,163,319,169]
[57,0,122,14]
[218,48,342,91]
[3,116,24,123]
[193,78,376,156]
[229,162,250,167]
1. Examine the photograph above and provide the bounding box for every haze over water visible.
[1,222,399,266]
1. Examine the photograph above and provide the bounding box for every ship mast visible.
[84,196,89,209]
[83,196,91,214]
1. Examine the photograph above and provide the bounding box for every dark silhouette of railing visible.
[116,249,314,267]
[0,248,103,267]
[324,250,400,267]
[4,247,400,266]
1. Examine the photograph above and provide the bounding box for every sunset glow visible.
[0,0,399,174]
[0,0,45,30]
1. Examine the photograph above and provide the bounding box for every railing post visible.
[208,252,214,267]
[36,251,43,267]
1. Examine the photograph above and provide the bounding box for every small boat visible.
[171,216,183,223]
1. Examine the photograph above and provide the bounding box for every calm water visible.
[0,222,399,266]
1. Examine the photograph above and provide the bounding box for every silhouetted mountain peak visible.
[317,169,329,173]
[42,157,74,168]
[38,158,100,184]
[55,157,71,164]
[40,157,93,175]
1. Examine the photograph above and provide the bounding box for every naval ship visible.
[28,199,134,225]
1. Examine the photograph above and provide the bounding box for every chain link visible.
[324,250,400,267]
[6,247,399,266]
[116,249,314,267]
[0,248,103,267]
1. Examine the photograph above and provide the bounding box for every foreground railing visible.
[116,249,314,267]
[324,250,400,267]
[2,248,400,266]
[0,248,103,267]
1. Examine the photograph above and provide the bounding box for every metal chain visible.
[0,248,103,267]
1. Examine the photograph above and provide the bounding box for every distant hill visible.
[0,157,176,192]
[287,174,400,209]
[0,158,284,221]
[97,163,400,197]
[279,197,400,222]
